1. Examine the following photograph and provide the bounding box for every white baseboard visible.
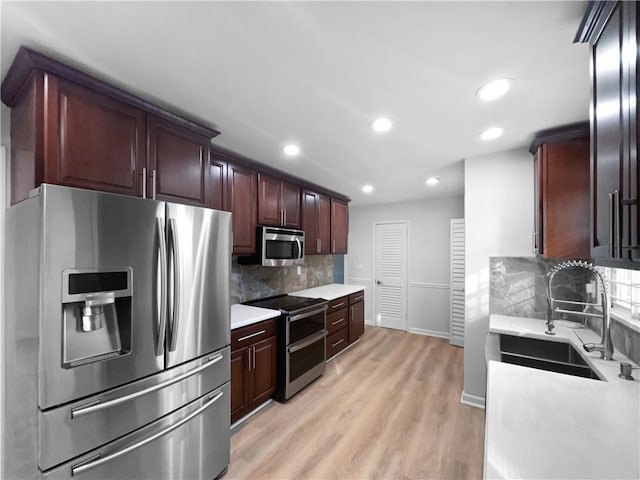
[460,391,485,409]
[408,327,450,339]
[364,319,375,326]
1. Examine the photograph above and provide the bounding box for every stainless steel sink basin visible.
[499,335,602,381]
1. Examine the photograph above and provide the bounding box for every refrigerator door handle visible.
[70,389,224,476]
[156,218,168,356]
[168,218,181,352]
[70,353,223,419]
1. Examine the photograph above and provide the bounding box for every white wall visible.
[463,148,534,407]
[347,195,464,337]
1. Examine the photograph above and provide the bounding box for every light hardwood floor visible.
[227,326,485,480]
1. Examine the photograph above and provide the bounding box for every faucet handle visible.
[619,362,640,380]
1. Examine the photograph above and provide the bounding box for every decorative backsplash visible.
[231,255,336,304]
[490,256,640,365]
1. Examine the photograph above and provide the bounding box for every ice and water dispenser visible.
[61,269,133,368]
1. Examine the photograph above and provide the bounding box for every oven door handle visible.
[289,306,328,322]
[288,330,327,353]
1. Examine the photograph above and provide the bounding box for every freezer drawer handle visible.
[70,353,224,419]
[71,389,224,476]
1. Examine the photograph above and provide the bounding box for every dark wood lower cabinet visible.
[230,319,277,424]
[349,299,365,343]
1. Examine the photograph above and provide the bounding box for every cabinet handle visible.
[331,339,345,348]
[152,169,157,200]
[317,239,321,253]
[284,210,287,226]
[247,348,252,371]
[609,192,615,258]
[331,302,345,309]
[237,330,266,342]
[142,167,147,198]
[332,239,336,253]
[252,346,256,370]
[352,296,363,302]
[614,190,621,258]
[331,318,345,326]
[532,231,538,254]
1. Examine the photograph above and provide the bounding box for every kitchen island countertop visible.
[485,315,640,479]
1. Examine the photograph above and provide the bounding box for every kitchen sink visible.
[499,335,602,381]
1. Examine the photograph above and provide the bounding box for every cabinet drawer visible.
[328,296,348,313]
[326,309,348,335]
[349,291,364,304]
[326,328,349,359]
[231,318,277,351]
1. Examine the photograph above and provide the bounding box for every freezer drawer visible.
[43,382,230,480]
[40,347,230,470]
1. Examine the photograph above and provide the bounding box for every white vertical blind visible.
[450,219,465,347]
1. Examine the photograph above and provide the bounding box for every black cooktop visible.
[246,294,326,314]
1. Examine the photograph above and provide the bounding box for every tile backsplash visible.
[231,255,336,304]
[490,256,640,365]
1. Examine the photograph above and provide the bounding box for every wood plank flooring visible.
[227,327,485,479]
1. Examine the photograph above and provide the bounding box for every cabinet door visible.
[592,3,624,260]
[349,301,365,343]
[541,140,590,260]
[302,190,319,254]
[258,173,282,226]
[318,194,331,254]
[227,163,257,254]
[147,115,211,207]
[249,336,277,407]
[210,157,226,212]
[45,76,145,197]
[282,181,301,228]
[331,198,349,254]
[231,347,250,424]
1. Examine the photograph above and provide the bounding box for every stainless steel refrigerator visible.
[3,184,232,479]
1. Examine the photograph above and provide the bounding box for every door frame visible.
[372,220,409,331]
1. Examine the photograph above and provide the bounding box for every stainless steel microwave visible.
[260,226,305,266]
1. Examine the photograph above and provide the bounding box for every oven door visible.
[262,227,304,266]
[287,306,327,344]
[285,330,327,399]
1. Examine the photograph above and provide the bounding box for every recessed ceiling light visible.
[371,118,392,133]
[362,184,374,194]
[425,177,440,186]
[480,127,504,141]
[283,144,300,156]
[476,78,511,101]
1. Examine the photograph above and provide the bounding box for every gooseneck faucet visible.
[547,260,614,360]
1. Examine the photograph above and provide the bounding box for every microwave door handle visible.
[155,218,167,356]
[295,237,302,259]
[168,218,181,352]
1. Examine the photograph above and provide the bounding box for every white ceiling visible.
[1,1,589,206]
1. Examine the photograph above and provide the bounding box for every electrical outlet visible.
[296,266,302,275]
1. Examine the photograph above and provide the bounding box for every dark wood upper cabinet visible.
[576,1,639,266]
[257,173,300,228]
[302,190,331,254]
[2,47,218,206]
[147,115,211,207]
[227,163,257,254]
[9,73,146,204]
[530,124,590,260]
[331,198,349,254]
[210,156,227,212]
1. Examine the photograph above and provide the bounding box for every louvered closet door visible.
[450,219,465,347]
[374,222,408,331]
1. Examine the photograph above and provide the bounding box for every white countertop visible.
[289,283,365,301]
[230,304,280,330]
[485,314,640,480]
